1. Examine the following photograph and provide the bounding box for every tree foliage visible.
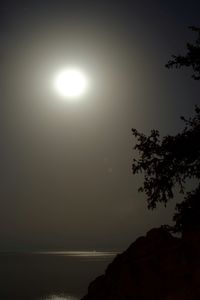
[132,27,200,233]
[166,26,200,80]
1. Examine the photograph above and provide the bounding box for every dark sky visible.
[1,0,200,251]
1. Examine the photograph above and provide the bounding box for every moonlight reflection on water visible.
[44,295,77,300]
[38,251,117,257]
[0,251,117,300]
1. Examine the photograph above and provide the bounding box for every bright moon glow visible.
[54,68,88,99]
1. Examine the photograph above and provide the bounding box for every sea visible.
[0,251,117,300]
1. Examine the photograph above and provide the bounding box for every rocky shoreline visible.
[81,227,200,300]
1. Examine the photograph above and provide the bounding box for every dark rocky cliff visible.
[81,228,200,300]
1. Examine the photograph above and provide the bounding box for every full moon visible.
[54,68,88,99]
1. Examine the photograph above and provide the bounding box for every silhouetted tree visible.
[166,26,200,80]
[132,27,200,233]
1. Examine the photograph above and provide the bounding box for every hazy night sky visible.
[1,0,200,251]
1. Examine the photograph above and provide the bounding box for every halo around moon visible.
[54,68,88,99]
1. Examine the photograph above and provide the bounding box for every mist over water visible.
[0,251,117,300]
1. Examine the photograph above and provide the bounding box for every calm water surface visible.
[0,251,117,300]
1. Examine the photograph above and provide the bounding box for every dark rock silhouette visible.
[81,228,200,300]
